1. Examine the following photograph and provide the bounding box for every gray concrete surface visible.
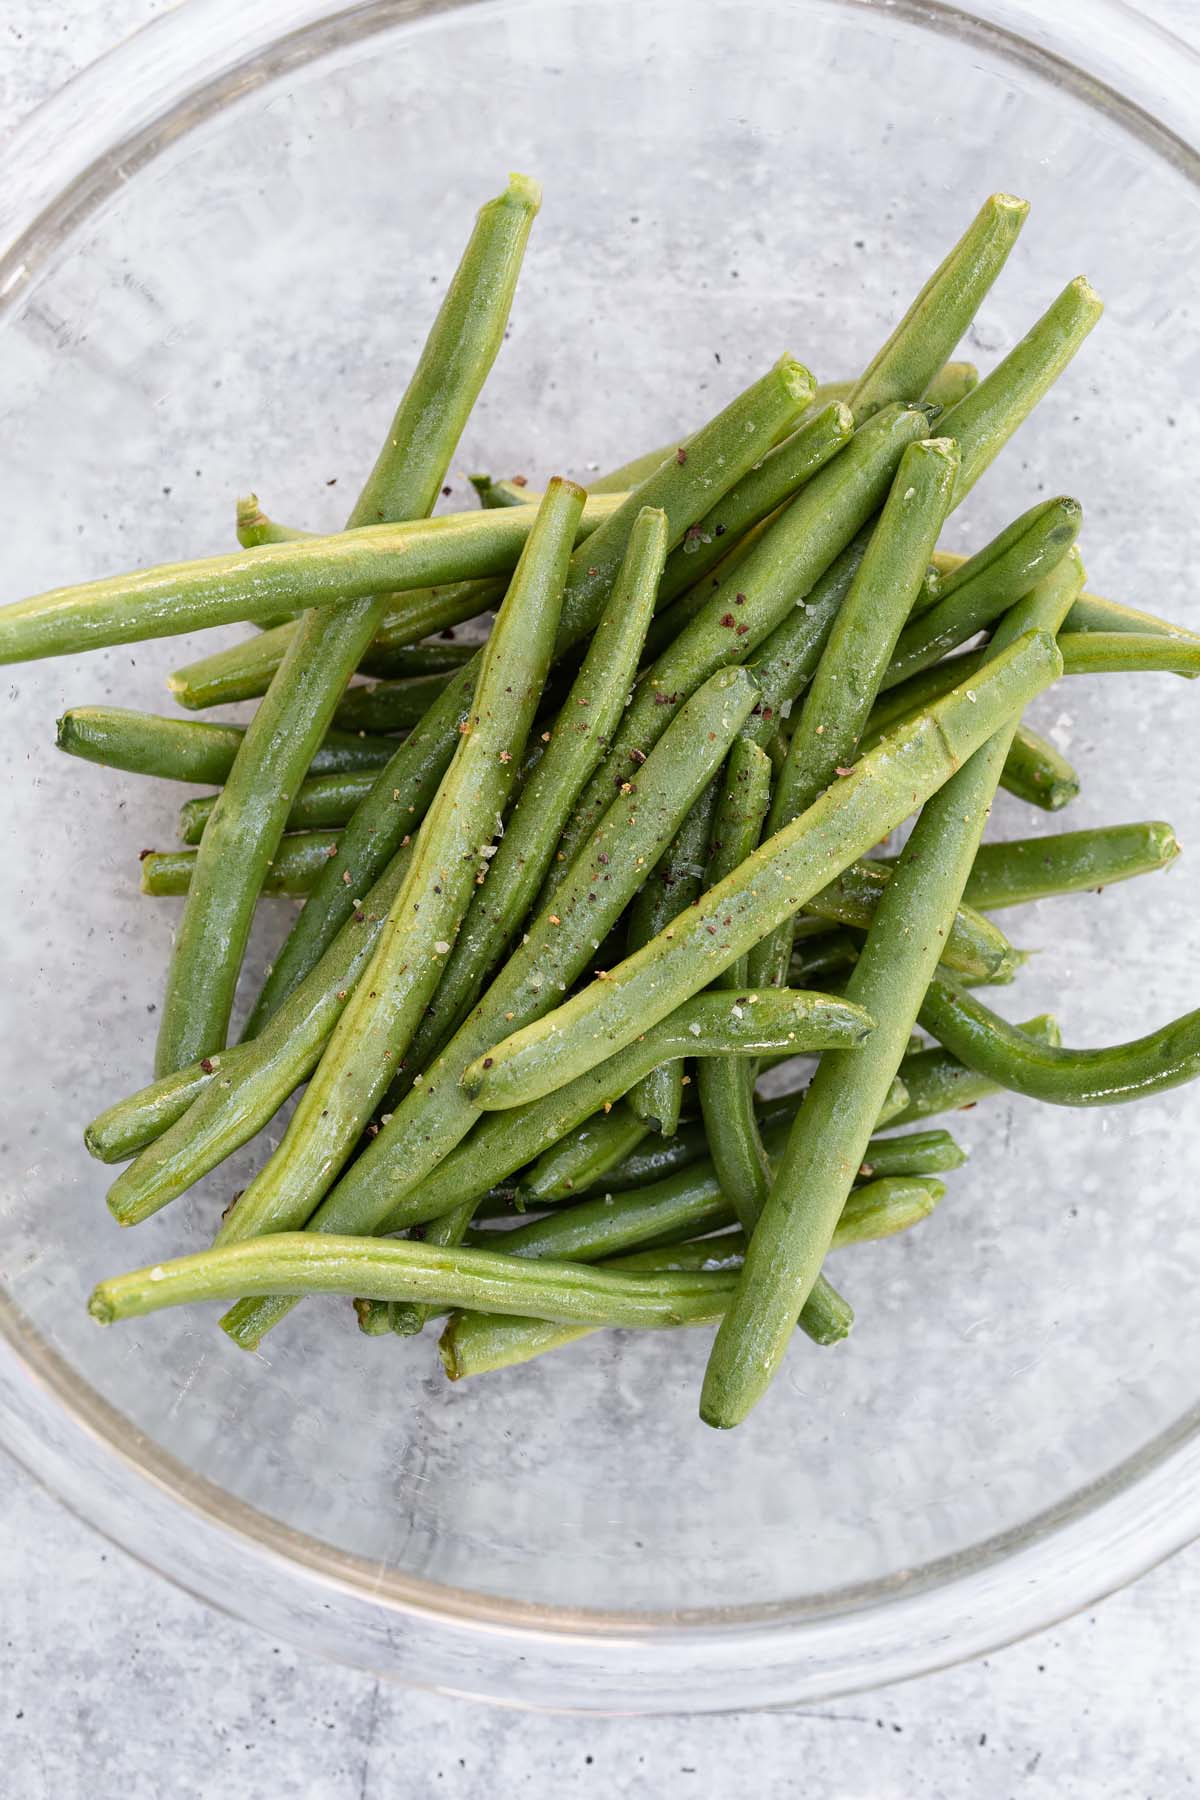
[1,2,1197,1793]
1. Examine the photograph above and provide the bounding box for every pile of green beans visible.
[5,179,1192,1429]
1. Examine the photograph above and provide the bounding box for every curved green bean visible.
[178,771,377,845]
[220,666,763,1347]
[140,833,337,897]
[882,495,1081,692]
[886,1014,1061,1127]
[849,193,1028,422]
[56,707,396,786]
[247,354,814,1030]
[624,784,721,1136]
[696,738,774,1231]
[919,976,1200,1106]
[463,629,1063,1113]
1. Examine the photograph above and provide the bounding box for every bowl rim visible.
[2,0,1199,1711]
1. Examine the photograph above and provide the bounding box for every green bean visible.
[637,524,766,666]
[241,664,480,1033]
[84,1045,255,1165]
[248,355,814,1032]
[768,438,959,825]
[204,477,581,1245]
[750,436,960,988]
[962,822,1180,908]
[0,501,619,664]
[178,771,378,845]
[379,1143,949,1345]
[463,629,1063,1113]
[696,739,775,1230]
[236,492,491,657]
[570,1072,910,1201]
[853,1130,965,1179]
[442,1238,747,1374]
[849,193,1028,422]
[938,277,1103,502]
[393,507,667,1084]
[468,1131,956,1283]
[466,1161,941,1280]
[929,549,1200,654]
[56,707,396,786]
[447,1169,948,1366]
[655,402,854,606]
[380,988,875,1245]
[89,1233,757,1331]
[167,623,483,710]
[800,863,1016,980]
[103,839,416,1223]
[923,361,981,410]
[887,1016,1062,1126]
[875,627,1200,806]
[700,553,1086,1426]
[571,364,976,506]
[139,833,338,897]
[863,656,1077,812]
[156,177,543,1076]
[235,493,305,549]
[519,1103,650,1203]
[882,496,1081,692]
[788,929,859,985]
[996,725,1080,811]
[624,786,721,1136]
[353,1298,398,1336]
[1057,631,1200,678]
[328,671,455,735]
[919,976,1200,1106]
[220,666,762,1347]
[548,403,935,890]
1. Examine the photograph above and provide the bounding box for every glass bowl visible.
[1,0,1198,1713]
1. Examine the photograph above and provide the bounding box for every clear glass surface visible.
[1,0,1198,1711]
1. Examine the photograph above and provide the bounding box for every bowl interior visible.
[2,0,1199,1647]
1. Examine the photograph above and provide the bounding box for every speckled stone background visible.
[2,1,1199,1793]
